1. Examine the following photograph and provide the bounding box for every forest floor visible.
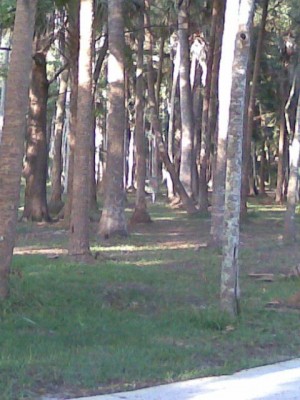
[2,192,300,400]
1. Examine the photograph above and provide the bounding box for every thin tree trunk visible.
[220,0,255,317]
[131,5,151,224]
[0,0,38,299]
[178,0,194,196]
[49,68,69,210]
[198,0,219,212]
[63,0,80,225]
[145,0,198,215]
[241,0,269,212]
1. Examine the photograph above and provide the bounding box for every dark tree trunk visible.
[22,52,50,222]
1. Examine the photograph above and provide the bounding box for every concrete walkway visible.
[63,359,300,400]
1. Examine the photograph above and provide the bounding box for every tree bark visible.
[284,90,300,242]
[49,68,69,211]
[241,0,269,213]
[22,51,50,222]
[98,0,128,238]
[211,0,238,247]
[220,0,255,317]
[63,0,80,225]
[178,0,194,197]
[131,6,151,224]
[145,0,198,215]
[0,0,38,299]
[68,0,94,262]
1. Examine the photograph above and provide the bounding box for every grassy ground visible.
[1,195,300,399]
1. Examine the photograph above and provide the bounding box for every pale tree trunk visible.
[130,6,151,224]
[211,0,239,247]
[98,0,128,238]
[68,0,94,261]
[0,0,38,299]
[49,67,69,211]
[178,0,194,197]
[241,0,269,213]
[63,0,80,225]
[284,90,300,242]
[220,0,255,317]
[145,0,197,215]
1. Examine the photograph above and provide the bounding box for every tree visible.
[178,0,194,197]
[130,3,151,224]
[98,0,128,238]
[68,0,94,261]
[0,0,38,299]
[284,85,300,242]
[220,0,255,316]
[210,0,238,247]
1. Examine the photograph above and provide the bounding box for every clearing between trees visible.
[2,195,300,400]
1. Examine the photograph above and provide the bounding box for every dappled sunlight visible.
[14,246,66,256]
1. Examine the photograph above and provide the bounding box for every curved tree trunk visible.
[22,51,50,222]
[98,0,128,238]
[0,0,38,299]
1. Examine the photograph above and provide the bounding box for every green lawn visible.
[1,198,300,399]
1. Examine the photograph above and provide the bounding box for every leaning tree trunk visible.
[0,0,38,299]
[98,0,128,238]
[68,0,94,262]
[284,90,300,242]
[145,0,198,215]
[221,0,255,317]
[178,0,194,197]
[131,6,151,224]
[22,51,50,222]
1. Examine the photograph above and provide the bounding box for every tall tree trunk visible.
[178,0,194,196]
[275,79,288,203]
[211,0,238,247]
[68,0,94,262]
[198,0,219,212]
[284,91,300,242]
[49,68,69,211]
[131,5,151,224]
[0,0,38,299]
[241,0,269,213]
[145,0,198,215]
[63,0,80,225]
[98,0,128,238]
[22,51,50,222]
[220,0,255,317]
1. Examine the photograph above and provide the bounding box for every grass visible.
[1,197,300,399]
